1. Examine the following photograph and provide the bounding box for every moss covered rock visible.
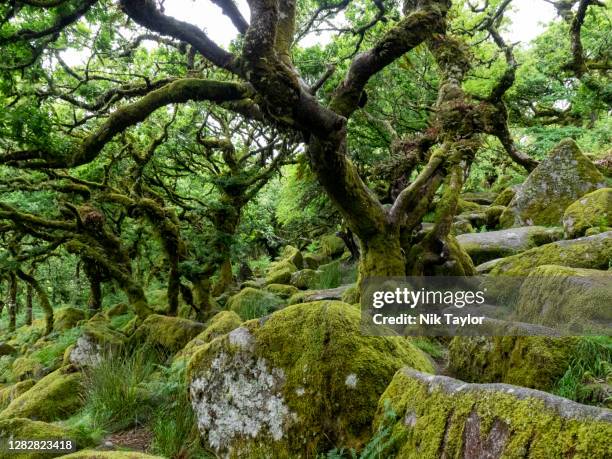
[53,307,86,332]
[500,139,606,227]
[289,268,318,289]
[456,226,563,265]
[264,283,299,299]
[516,265,612,332]
[492,184,518,206]
[320,234,345,258]
[0,366,82,421]
[563,188,612,238]
[460,191,497,205]
[104,302,128,319]
[131,314,205,354]
[175,311,242,363]
[187,301,433,457]
[67,322,126,368]
[375,368,612,458]
[341,284,360,304]
[227,287,284,320]
[457,199,483,213]
[0,417,92,459]
[11,357,45,381]
[302,252,330,269]
[0,380,35,409]
[488,231,612,276]
[278,245,303,269]
[448,335,579,391]
[265,259,297,285]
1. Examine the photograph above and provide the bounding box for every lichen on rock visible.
[563,187,611,238]
[187,301,433,457]
[500,139,606,227]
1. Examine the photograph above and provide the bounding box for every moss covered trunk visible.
[8,272,17,332]
[359,231,406,281]
[16,269,53,335]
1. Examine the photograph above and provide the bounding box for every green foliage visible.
[149,362,213,458]
[554,336,612,407]
[80,347,156,431]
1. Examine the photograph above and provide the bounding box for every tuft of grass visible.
[318,400,399,458]
[248,255,271,277]
[149,362,214,459]
[412,337,445,360]
[29,327,82,367]
[554,336,611,406]
[80,346,157,431]
[317,261,343,289]
[234,292,283,320]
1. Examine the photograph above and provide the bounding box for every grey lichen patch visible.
[189,348,293,455]
[69,335,101,368]
[345,373,358,388]
[228,326,254,350]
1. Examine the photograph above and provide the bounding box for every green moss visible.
[265,259,297,285]
[187,301,433,457]
[11,357,44,382]
[456,199,483,213]
[303,252,330,269]
[516,265,612,332]
[320,234,345,258]
[448,336,580,391]
[278,245,303,269]
[0,380,35,410]
[1,366,83,421]
[0,417,93,459]
[289,268,318,289]
[53,307,86,332]
[492,185,517,206]
[131,314,205,354]
[341,284,360,304]
[489,231,612,276]
[264,283,299,299]
[375,368,612,458]
[433,235,476,276]
[105,302,128,319]
[175,310,242,363]
[563,188,612,238]
[227,287,284,320]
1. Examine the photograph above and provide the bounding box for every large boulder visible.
[264,283,298,299]
[489,231,612,276]
[500,139,606,227]
[53,307,86,332]
[290,268,319,289]
[302,252,330,269]
[0,380,35,409]
[66,321,126,368]
[320,234,345,258]
[492,184,519,206]
[278,245,303,270]
[563,188,612,238]
[516,265,612,332]
[227,287,284,320]
[11,357,44,381]
[0,418,93,459]
[456,226,563,265]
[265,260,298,285]
[375,368,612,458]
[131,314,205,355]
[287,285,352,304]
[447,336,579,391]
[0,365,82,421]
[187,301,433,457]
